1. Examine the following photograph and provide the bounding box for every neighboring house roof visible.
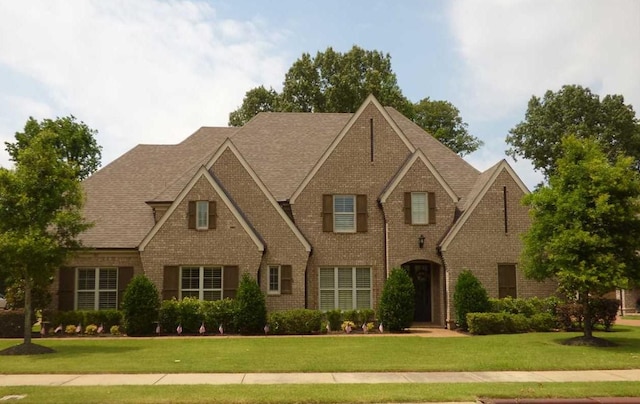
[139,166,265,252]
[439,160,530,252]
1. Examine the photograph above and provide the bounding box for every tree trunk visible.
[23,278,32,345]
[583,294,593,339]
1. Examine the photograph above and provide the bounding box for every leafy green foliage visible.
[506,84,640,178]
[453,270,490,330]
[324,309,342,331]
[234,273,267,334]
[378,268,415,332]
[466,312,553,335]
[555,298,620,332]
[228,86,280,127]
[199,298,236,331]
[522,136,640,338]
[268,309,323,335]
[121,275,160,336]
[488,296,559,317]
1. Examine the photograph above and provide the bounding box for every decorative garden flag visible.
[40,324,46,336]
[326,323,331,332]
[362,323,367,333]
[345,324,352,333]
[97,324,104,334]
[378,323,383,333]
[54,324,63,334]
[156,324,161,334]
[176,324,183,335]
[76,324,82,334]
[199,323,206,335]
[218,324,224,335]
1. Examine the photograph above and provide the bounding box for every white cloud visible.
[0,0,289,168]
[448,0,640,121]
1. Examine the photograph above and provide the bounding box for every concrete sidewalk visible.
[1,369,640,386]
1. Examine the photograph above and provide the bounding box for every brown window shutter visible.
[188,201,196,229]
[322,194,333,232]
[58,267,75,311]
[117,267,134,308]
[404,192,412,224]
[208,201,217,229]
[428,192,436,224]
[163,266,179,300]
[223,265,239,299]
[281,265,292,295]
[498,264,517,298]
[356,194,367,232]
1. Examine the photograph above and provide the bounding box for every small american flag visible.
[199,323,206,335]
[345,324,352,334]
[40,324,46,336]
[264,324,269,334]
[76,324,82,334]
[378,323,384,333]
[218,324,224,335]
[156,323,161,334]
[97,324,104,334]
[176,324,183,335]
[326,323,331,332]
[54,324,63,334]
[362,323,367,333]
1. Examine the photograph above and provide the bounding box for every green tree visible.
[229,46,481,156]
[0,129,92,353]
[522,136,640,343]
[234,273,266,335]
[506,85,640,178]
[412,98,483,156]
[378,268,415,332]
[453,270,490,331]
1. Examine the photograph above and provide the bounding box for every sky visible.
[0,0,639,189]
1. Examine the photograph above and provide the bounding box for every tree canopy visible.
[521,135,640,341]
[6,115,102,180]
[0,121,95,352]
[229,46,483,156]
[506,84,640,178]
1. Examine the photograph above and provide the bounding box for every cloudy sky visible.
[0,0,638,188]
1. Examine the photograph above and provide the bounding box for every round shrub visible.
[121,275,160,336]
[159,299,180,334]
[200,298,236,331]
[177,297,201,334]
[453,269,490,331]
[324,309,342,332]
[378,268,415,332]
[234,273,266,334]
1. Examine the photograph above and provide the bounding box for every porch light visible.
[418,234,425,249]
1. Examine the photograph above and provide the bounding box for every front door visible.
[403,262,432,322]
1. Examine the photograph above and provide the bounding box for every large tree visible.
[0,128,93,354]
[6,115,102,180]
[229,46,482,156]
[506,85,640,178]
[521,135,640,344]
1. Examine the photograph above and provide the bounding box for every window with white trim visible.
[411,192,428,225]
[334,195,356,232]
[76,268,118,310]
[196,201,209,229]
[268,265,281,295]
[180,266,222,300]
[319,267,371,311]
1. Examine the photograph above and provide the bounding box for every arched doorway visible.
[402,261,435,322]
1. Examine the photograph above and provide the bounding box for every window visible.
[411,192,428,224]
[498,264,517,298]
[319,267,371,311]
[196,201,209,229]
[181,266,222,300]
[334,195,355,232]
[76,268,118,310]
[268,265,280,294]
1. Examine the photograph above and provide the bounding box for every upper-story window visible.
[404,192,436,225]
[322,194,367,233]
[188,201,216,230]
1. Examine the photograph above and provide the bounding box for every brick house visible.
[54,94,563,326]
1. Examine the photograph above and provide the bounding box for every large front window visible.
[334,195,355,232]
[76,268,117,310]
[319,267,371,310]
[181,266,222,300]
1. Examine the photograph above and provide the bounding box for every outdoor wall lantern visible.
[418,234,425,249]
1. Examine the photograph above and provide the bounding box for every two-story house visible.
[53,95,561,327]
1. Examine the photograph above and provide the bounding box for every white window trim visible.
[319,267,372,311]
[196,201,209,230]
[268,265,281,295]
[333,195,356,233]
[75,267,118,311]
[180,266,223,300]
[411,192,428,225]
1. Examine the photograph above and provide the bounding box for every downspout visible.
[378,199,389,279]
[437,246,450,329]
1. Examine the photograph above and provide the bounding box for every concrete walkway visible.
[1,369,640,386]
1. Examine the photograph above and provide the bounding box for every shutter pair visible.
[58,267,134,311]
[187,201,217,229]
[404,192,436,224]
[322,194,368,232]
[162,266,239,300]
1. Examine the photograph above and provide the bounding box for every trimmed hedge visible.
[467,312,555,335]
[489,296,559,317]
[453,270,490,331]
[0,309,26,338]
[268,309,323,335]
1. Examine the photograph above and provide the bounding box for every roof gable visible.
[138,166,265,252]
[439,160,529,252]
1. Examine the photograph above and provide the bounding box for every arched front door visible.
[402,261,432,322]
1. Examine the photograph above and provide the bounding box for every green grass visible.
[1,382,640,403]
[622,314,640,320]
[2,326,640,374]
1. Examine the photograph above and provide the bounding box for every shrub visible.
[110,325,122,336]
[530,313,556,332]
[324,309,342,332]
[467,312,531,335]
[85,324,98,335]
[159,299,180,334]
[200,298,236,332]
[65,325,77,335]
[83,310,123,330]
[590,297,619,331]
[234,273,267,335]
[121,275,160,336]
[556,302,583,331]
[177,297,201,334]
[358,309,375,326]
[378,268,415,332]
[0,309,26,338]
[341,320,356,332]
[342,309,359,324]
[453,270,490,330]
[268,309,323,335]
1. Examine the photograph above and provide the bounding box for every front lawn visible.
[2,326,640,374]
